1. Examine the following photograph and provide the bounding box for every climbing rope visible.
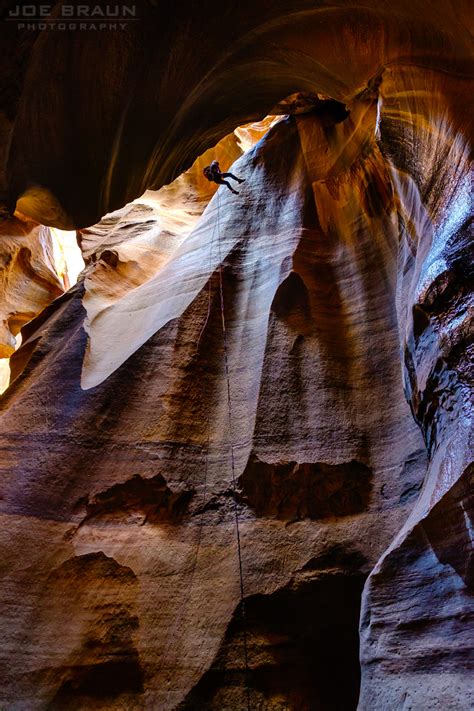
[194,210,215,354]
[160,188,251,710]
[160,196,219,706]
[216,193,251,711]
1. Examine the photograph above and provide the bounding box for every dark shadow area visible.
[179,571,366,710]
[32,552,145,709]
[51,658,143,707]
[238,456,373,520]
[79,472,194,526]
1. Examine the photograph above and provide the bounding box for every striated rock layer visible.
[0,216,64,358]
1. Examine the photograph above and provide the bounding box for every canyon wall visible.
[359,64,473,709]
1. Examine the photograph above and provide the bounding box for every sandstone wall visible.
[0,97,442,709]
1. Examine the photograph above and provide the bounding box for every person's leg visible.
[221,172,245,183]
[223,180,239,194]
[214,177,239,194]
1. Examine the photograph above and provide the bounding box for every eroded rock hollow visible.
[0,1,472,709]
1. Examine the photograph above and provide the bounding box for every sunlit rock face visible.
[80,117,277,381]
[0,215,83,392]
[0,216,66,391]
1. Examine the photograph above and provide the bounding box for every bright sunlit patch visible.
[0,333,21,395]
[50,228,85,288]
[0,359,10,394]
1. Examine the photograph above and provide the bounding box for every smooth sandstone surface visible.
[80,117,278,389]
[359,64,473,710]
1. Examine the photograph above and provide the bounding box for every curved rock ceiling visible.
[0,1,472,710]
[3,0,472,228]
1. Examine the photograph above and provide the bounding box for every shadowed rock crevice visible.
[79,473,195,526]
[238,456,373,520]
[273,94,350,123]
[408,355,463,453]
[179,569,366,710]
[272,271,313,336]
[300,544,369,573]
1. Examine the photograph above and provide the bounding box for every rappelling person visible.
[203,160,245,194]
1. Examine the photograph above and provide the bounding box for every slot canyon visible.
[0,1,472,709]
